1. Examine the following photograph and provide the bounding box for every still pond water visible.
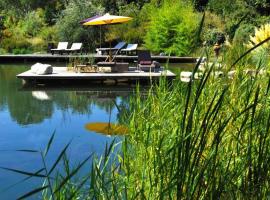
[0,62,192,199]
[0,63,136,199]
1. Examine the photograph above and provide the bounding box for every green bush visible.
[106,2,155,44]
[1,36,32,54]
[221,25,253,66]
[18,9,46,37]
[144,0,200,56]
[55,0,104,51]
[0,9,51,53]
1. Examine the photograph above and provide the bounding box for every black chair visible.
[137,50,157,72]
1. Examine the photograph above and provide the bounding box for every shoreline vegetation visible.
[1,0,270,199]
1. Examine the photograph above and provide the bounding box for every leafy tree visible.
[144,0,200,56]
[106,2,153,44]
[193,0,209,11]
[55,0,104,51]
[0,0,67,24]
[245,0,270,15]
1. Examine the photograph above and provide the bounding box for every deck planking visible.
[17,67,176,85]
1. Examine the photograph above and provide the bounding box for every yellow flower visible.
[247,23,270,51]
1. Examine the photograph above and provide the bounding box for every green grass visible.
[122,69,270,199]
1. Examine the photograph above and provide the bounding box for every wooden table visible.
[97,62,129,72]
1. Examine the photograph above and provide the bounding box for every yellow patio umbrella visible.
[82,13,132,61]
[85,122,128,135]
[83,13,132,26]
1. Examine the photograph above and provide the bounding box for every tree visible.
[0,0,66,24]
[245,0,270,15]
[55,0,104,50]
[193,0,209,11]
[144,0,200,56]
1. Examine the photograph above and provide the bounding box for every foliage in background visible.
[201,11,225,45]
[0,0,270,55]
[0,0,66,21]
[246,23,270,67]
[245,0,270,15]
[55,0,104,51]
[248,23,270,52]
[0,9,57,54]
[144,0,200,55]
[105,2,152,45]
[223,24,253,67]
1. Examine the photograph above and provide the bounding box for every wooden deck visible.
[0,54,198,63]
[17,67,176,85]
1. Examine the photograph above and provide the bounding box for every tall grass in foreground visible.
[123,68,270,199]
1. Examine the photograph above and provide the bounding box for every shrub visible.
[55,0,104,51]
[1,35,32,54]
[106,2,154,44]
[201,11,225,45]
[18,8,46,37]
[144,0,200,56]
[0,9,51,53]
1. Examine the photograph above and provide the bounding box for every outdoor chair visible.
[137,50,160,72]
[96,41,126,55]
[121,43,138,55]
[51,42,68,55]
[64,43,83,54]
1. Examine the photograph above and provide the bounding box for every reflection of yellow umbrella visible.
[85,122,128,135]
[82,13,132,61]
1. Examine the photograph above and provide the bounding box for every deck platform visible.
[17,67,176,85]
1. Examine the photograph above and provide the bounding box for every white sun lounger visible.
[65,43,83,54]
[51,42,68,55]
[121,43,138,55]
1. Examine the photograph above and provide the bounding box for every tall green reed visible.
[120,54,270,199]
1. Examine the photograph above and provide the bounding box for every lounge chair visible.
[137,50,160,72]
[51,42,68,55]
[121,43,138,55]
[96,41,126,55]
[65,43,83,54]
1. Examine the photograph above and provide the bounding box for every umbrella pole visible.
[109,41,112,62]
[108,104,112,134]
[99,26,101,48]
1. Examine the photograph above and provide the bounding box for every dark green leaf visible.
[17,185,48,200]
[44,131,56,157]
[16,149,39,153]
[1,168,45,193]
[53,153,93,194]
[0,167,46,178]
[48,142,71,175]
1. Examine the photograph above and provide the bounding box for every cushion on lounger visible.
[140,61,152,65]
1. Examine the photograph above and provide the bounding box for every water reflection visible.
[0,64,138,199]
[85,122,128,135]
[32,91,51,101]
